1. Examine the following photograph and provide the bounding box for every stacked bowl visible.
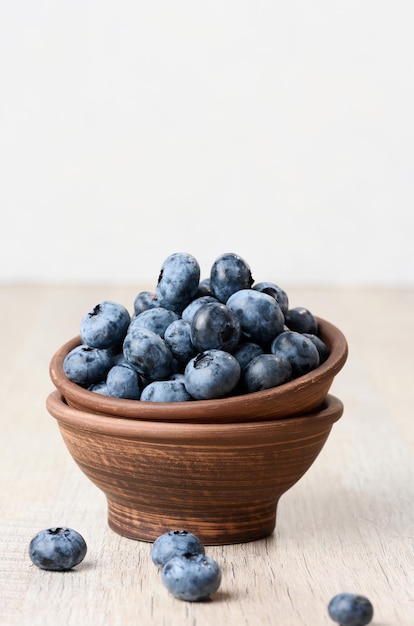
[47,316,348,545]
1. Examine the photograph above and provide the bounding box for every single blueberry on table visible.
[243,353,292,393]
[184,349,241,400]
[80,301,131,350]
[161,554,222,601]
[328,592,374,626]
[128,307,179,338]
[226,289,285,343]
[123,327,174,381]
[164,319,197,363]
[151,530,205,569]
[106,363,142,399]
[63,345,114,387]
[29,527,87,571]
[140,379,192,402]
[270,331,320,378]
[190,302,241,353]
[253,282,289,316]
[156,252,200,313]
[285,306,318,334]
[210,252,254,303]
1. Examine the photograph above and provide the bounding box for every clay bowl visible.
[49,316,347,423]
[46,390,343,545]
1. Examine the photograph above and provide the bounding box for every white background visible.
[1,1,413,286]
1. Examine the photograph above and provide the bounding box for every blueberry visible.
[156,252,200,313]
[328,593,374,626]
[80,301,131,350]
[232,341,264,371]
[88,381,109,395]
[210,252,254,303]
[243,353,292,393]
[285,306,318,334]
[181,295,219,324]
[253,282,289,316]
[129,307,179,338]
[29,527,87,571]
[106,363,142,399]
[270,331,320,378]
[303,333,330,364]
[140,379,192,402]
[162,554,222,601]
[196,278,212,296]
[184,349,241,400]
[151,530,205,569]
[164,319,197,363]
[226,289,285,343]
[63,345,114,387]
[123,327,173,380]
[190,302,241,353]
[133,291,159,315]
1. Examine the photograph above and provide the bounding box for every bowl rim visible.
[46,390,343,441]
[49,316,348,422]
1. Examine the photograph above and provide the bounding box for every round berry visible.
[161,554,222,601]
[184,349,241,400]
[328,593,374,626]
[29,527,87,571]
[80,301,131,349]
[151,530,205,569]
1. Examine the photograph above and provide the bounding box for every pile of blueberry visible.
[150,530,222,601]
[63,252,330,401]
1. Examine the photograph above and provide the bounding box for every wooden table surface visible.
[1,285,413,626]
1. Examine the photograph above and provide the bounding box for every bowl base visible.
[106,498,278,545]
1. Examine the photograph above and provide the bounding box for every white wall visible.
[1,1,413,286]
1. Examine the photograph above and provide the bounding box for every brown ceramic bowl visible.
[49,316,347,423]
[46,390,343,545]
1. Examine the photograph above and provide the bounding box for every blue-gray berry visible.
[270,330,320,378]
[106,363,142,399]
[156,252,200,313]
[140,379,192,402]
[128,307,179,338]
[328,593,374,626]
[285,306,318,334]
[226,289,285,343]
[243,353,292,393]
[161,554,222,601]
[63,345,114,387]
[151,530,205,569]
[123,327,174,380]
[29,527,87,571]
[210,252,253,303]
[80,301,130,349]
[184,349,241,400]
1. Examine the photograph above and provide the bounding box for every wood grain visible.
[1,285,413,625]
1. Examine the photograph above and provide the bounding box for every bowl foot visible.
[106,498,278,545]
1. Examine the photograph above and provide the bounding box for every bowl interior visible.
[49,316,348,423]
